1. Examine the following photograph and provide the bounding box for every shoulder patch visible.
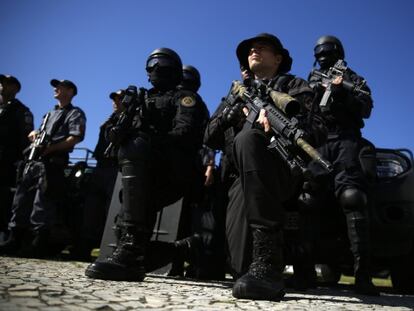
[180,96,196,107]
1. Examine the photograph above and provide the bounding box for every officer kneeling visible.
[85,48,206,281]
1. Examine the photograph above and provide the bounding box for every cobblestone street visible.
[0,257,413,310]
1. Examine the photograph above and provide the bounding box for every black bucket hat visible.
[236,33,293,73]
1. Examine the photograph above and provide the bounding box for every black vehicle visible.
[285,148,414,293]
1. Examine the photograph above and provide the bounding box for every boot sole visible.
[233,281,285,301]
[85,264,145,282]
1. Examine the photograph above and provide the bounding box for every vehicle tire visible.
[317,264,341,285]
[390,245,414,294]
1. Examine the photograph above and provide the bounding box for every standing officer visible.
[173,64,226,280]
[85,48,207,282]
[0,79,86,258]
[72,89,125,261]
[204,65,254,280]
[209,33,326,301]
[307,35,378,295]
[0,75,33,236]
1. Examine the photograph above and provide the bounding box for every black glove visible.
[221,101,245,127]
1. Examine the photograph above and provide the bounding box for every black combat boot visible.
[18,228,50,259]
[232,228,285,301]
[346,212,379,296]
[85,223,147,281]
[0,227,28,256]
[85,156,151,281]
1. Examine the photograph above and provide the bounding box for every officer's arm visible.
[203,99,229,150]
[347,80,373,119]
[166,92,204,147]
[335,71,373,119]
[43,136,81,156]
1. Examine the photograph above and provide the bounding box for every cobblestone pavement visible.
[0,257,413,311]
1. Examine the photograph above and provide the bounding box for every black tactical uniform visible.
[74,91,123,260]
[178,66,226,280]
[0,75,33,234]
[0,79,86,257]
[204,93,245,277]
[307,35,378,295]
[170,65,228,280]
[85,48,207,282]
[205,33,326,301]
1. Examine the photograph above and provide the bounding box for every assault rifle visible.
[22,112,51,177]
[103,85,144,157]
[311,59,370,112]
[230,80,332,176]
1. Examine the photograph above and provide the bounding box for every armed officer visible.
[0,79,86,258]
[85,48,206,282]
[0,75,34,236]
[73,89,125,261]
[307,35,378,295]
[204,65,255,281]
[205,33,326,301]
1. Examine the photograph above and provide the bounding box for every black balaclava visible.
[146,48,183,92]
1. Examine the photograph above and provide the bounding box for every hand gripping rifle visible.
[22,112,51,178]
[104,85,145,157]
[231,80,332,176]
[311,59,370,112]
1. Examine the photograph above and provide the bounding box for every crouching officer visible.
[85,48,206,281]
[0,79,86,257]
[307,35,378,295]
[220,33,326,301]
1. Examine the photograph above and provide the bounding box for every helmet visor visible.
[314,43,337,57]
[146,56,178,72]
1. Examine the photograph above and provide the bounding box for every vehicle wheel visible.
[390,246,414,294]
[317,264,341,285]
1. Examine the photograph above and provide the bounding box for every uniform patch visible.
[181,96,195,107]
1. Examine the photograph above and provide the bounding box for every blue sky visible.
[1,0,413,157]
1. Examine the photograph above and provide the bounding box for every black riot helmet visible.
[146,47,183,91]
[314,35,345,69]
[180,65,201,92]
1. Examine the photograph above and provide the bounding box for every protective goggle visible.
[183,71,196,81]
[146,57,178,72]
[314,43,338,56]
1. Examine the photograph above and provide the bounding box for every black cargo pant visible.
[117,136,193,231]
[318,134,370,199]
[9,161,66,232]
[0,161,18,233]
[227,129,300,277]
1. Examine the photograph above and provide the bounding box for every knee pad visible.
[339,188,367,213]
